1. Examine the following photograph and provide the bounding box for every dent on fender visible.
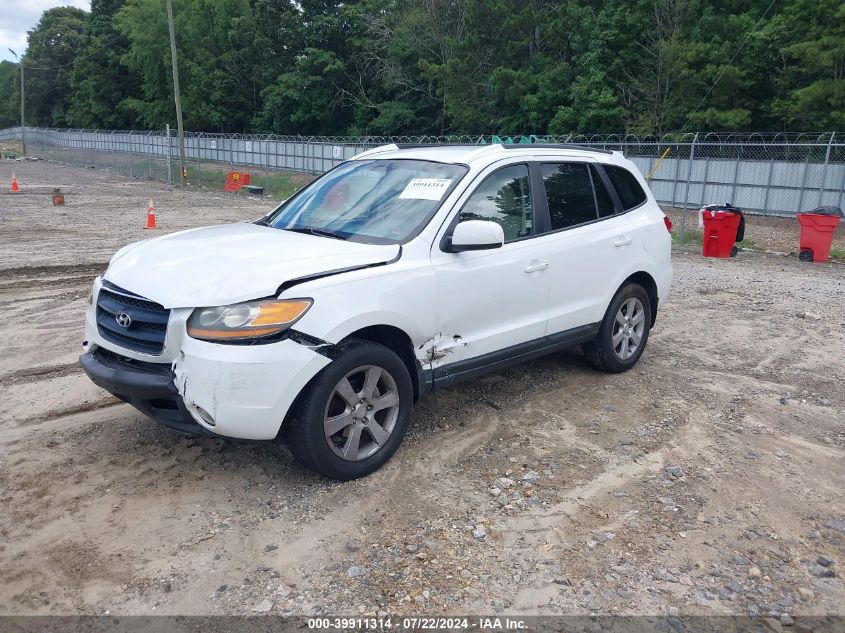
[277,246,403,294]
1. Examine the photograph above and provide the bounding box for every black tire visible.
[799,249,814,262]
[283,338,413,480]
[584,284,652,373]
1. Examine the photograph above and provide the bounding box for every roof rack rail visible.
[391,142,614,155]
[500,143,613,155]
[391,143,506,163]
[393,143,484,149]
[351,143,400,159]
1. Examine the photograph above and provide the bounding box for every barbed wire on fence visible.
[1,126,842,217]
[3,127,839,145]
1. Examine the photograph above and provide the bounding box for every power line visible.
[678,0,777,134]
[19,32,126,71]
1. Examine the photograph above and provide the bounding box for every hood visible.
[103,223,400,308]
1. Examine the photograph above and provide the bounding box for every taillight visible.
[663,215,673,233]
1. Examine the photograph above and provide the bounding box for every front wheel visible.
[584,284,652,373]
[283,339,413,480]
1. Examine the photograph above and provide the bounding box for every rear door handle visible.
[524,262,549,273]
[614,236,632,247]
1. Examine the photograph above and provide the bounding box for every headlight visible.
[186,299,312,341]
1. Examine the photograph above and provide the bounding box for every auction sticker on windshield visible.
[398,178,453,200]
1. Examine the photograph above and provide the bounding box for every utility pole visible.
[165,0,186,185]
[8,49,26,158]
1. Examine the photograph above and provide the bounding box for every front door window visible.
[458,165,533,242]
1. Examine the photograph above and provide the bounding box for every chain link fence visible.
[2,127,843,218]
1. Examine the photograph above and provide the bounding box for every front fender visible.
[286,265,436,348]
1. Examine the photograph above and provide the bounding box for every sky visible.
[0,0,90,62]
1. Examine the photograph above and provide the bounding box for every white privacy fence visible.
[1,127,843,216]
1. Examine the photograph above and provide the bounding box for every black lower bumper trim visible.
[80,349,213,436]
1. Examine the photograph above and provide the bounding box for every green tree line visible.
[0,0,843,135]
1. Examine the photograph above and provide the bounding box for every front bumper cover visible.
[80,348,211,435]
[82,276,334,440]
[81,336,333,440]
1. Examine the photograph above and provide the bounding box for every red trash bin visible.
[797,207,842,263]
[701,205,743,258]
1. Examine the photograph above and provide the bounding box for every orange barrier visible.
[224,171,250,191]
[145,198,157,229]
[11,173,19,192]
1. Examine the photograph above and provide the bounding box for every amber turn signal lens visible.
[251,300,313,326]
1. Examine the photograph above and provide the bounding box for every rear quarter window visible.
[604,165,648,210]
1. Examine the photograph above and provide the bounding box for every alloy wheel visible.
[323,365,401,461]
[612,297,645,361]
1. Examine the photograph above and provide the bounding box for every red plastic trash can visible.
[701,207,743,258]
[797,208,841,263]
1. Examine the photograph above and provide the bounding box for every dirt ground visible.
[1,160,844,625]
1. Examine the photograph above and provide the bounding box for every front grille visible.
[93,347,172,377]
[96,282,170,355]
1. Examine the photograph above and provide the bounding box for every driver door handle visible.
[524,262,549,273]
[614,236,633,247]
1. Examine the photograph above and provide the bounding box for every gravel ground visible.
[1,160,844,626]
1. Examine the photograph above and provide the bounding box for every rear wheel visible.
[584,284,652,373]
[284,339,413,480]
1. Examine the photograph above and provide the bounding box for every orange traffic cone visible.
[11,173,19,192]
[145,198,157,229]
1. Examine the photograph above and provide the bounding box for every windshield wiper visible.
[283,227,348,241]
[254,217,271,226]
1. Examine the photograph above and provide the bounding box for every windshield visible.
[267,159,467,244]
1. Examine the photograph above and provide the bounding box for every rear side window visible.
[591,165,616,218]
[603,165,647,210]
[541,163,597,229]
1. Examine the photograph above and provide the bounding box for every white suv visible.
[81,144,672,479]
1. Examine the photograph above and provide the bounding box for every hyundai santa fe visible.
[80,143,672,479]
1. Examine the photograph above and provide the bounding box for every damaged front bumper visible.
[80,347,208,435]
[169,335,331,439]
[82,280,332,439]
[81,336,332,439]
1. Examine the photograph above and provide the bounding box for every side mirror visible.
[448,220,505,252]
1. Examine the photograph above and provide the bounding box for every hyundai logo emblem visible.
[115,312,132,328]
